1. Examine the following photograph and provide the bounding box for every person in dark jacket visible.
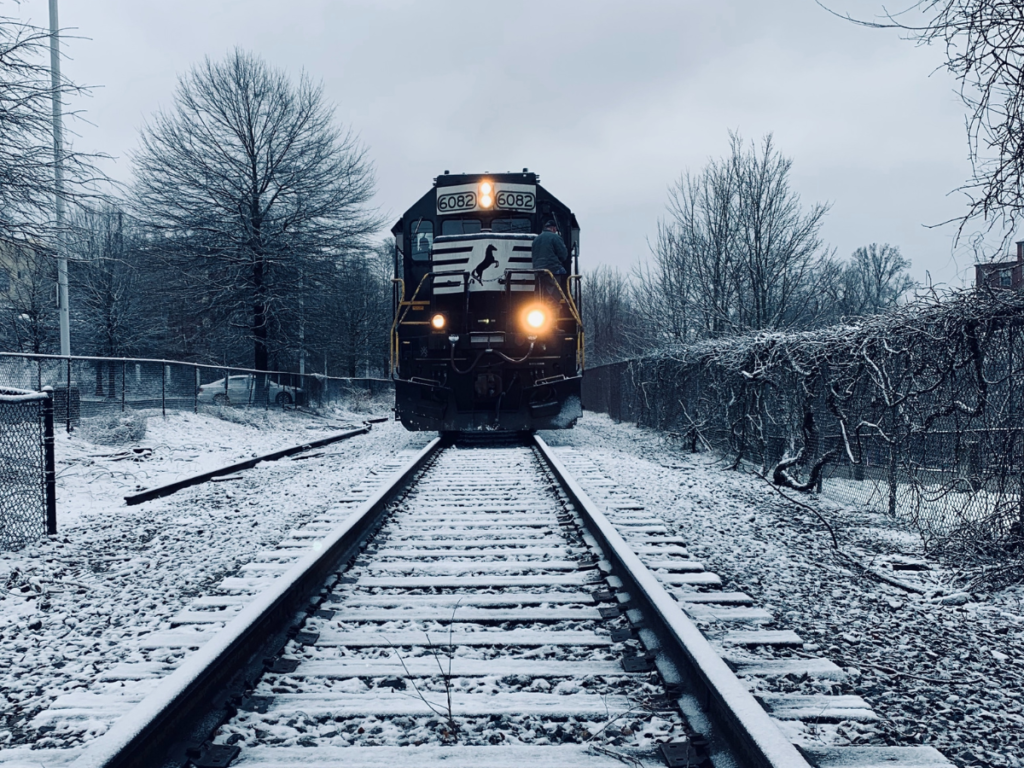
[531,220,569,299]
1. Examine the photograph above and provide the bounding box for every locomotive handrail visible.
[568,274,585,371]
[389,272,436,375]
[503,268,585,371]
[502,268,583,327]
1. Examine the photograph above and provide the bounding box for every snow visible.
[542,412,1024,768]
[5,404,1022,766]
[0,400,420,752]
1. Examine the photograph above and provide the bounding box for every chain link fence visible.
[0,386,56,550]
[0,353,393,433]
[582,291,1024,559]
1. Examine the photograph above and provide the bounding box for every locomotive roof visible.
[392,171,577,237]
[434,171,538,186]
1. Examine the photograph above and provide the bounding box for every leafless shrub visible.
[81,408,147,445]
[586,288,1024,574]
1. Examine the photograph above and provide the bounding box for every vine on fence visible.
[586,289,1024,574]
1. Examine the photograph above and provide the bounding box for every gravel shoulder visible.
[543,413,1024,768]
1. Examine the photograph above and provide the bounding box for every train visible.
[390,170,583,432]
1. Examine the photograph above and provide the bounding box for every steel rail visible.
[533,434,813,768]
[124,427,370,505]
[70,437,443,768]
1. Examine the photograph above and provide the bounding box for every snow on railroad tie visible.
[645,559,706,572]
[30,690,148,725]
[683,605,772,624]
[291,657,627,678]
[655,572,722,587]
[373,545,569,558]
[170,608,243,625]
[729,657,846,679]
[338,607,603,621]
[720,629,804,646]
[389,522,561,533]
[98,661,179,681]
[316,628,613,647]
[394,513,556,524]
[339,591,598,607]
[800,746,954,768]
[354,574,600,588]
[757,694,877,722]
[378,538,569,550]
[365,559,581,573]
[257,691,632,718]
[0,749,84,768]
[229,745,660,768]
[669,590,754,605]
[388,529,557,541]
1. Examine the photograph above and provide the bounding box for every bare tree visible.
[67,205,162,357]
[0,13,105,251]
[731,133,834,331]
[842,243,916,315]
[830,1,1024,241]
[582,264,637,365]
[298,242,393,378]
[663,151,737,338]
[0,243,57,352]
[648,132,835,345]
[131,49,381,371]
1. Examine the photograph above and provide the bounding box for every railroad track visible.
[47,435,952,768]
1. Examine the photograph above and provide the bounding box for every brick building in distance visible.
[976,240,1024,290]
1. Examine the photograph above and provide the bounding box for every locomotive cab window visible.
[410,219,433,261]
[441,218,482,236]
[491,217,532,233]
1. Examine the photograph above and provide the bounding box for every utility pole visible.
[49,0,70,357]
[299,273,305,377]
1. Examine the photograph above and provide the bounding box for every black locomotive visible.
[390,170,582,432]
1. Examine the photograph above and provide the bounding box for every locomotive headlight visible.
[479,181,493,208]
[480,181,493,195]
[431,313,446,330]
[521,304,549,333]
[480,194,493,208]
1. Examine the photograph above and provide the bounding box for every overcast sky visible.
[15,0,997,287]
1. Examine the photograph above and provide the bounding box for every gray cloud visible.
[26,0,984,287]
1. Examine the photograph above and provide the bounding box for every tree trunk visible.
[253,254,268,371]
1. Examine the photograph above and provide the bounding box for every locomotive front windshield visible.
[492,217,531,233]
[410,219,432,261]
[441,219,482,236]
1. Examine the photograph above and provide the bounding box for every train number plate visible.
[495,189,535,212]
[437,191,477,212]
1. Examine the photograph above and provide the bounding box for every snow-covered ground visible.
[544,413,1024,768]
[3,406,1022,767]
[0,398,418,750]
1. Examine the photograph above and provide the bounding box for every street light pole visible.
[49,0,70,357]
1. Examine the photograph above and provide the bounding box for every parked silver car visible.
[197,375,301,406]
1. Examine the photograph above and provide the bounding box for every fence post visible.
[887,442,898,516]
[42,387,57,536]
[1019,437,1024,540]
[121,361,126,412]
[65,356,71,433]
[162,364,166,418]
[194,367,199,414]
